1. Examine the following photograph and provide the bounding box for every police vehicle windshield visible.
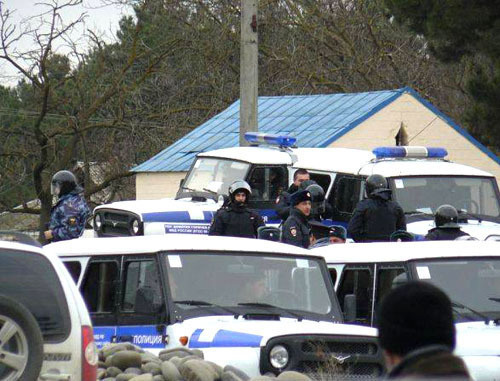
[390,176,500,220]
[182,158,250,196]
[164,252,339,322]
[410,258,500,322]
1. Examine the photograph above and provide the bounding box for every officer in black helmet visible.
[347,174,406,242]
[209,180,265,238]
[44,170,91,243]
[425,204,470,241]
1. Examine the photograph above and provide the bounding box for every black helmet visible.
[390,230,415,242]
[299,179,317,190]
[306,183,325,215]
[435,204,460,229]
[365,174,388,196]
[51,170,78,197]
[228,180,252,203]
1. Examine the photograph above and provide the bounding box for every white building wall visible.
[329,93,500,185]
[136,172,187,200]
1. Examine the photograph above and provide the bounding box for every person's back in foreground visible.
[378,281,471,379]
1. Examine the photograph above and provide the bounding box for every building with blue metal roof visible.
[132,87,500,199]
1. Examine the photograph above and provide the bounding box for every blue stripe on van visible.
[189,328,263,348]
[143,211,213,223]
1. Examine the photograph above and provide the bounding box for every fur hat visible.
[377,281,456,356]
[290,190,311,206]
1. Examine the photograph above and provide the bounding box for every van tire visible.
[0,294,44,381]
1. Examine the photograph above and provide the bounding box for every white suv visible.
[0,234,97,380]
[47,234,384,378]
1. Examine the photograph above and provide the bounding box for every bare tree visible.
[0,0,179,240]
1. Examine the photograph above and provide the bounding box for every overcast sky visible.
[1,0,134,86]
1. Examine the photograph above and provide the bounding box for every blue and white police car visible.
[312,240,500,381]
[92,133,500,240]
[46,234,384,378]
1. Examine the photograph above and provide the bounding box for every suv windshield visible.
[410,258,500,322]
[390,176,500,219]
[163,252,339,322]
[182,158,250,195]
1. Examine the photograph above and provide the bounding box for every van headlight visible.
[269,345,289,369]
[94,214,102,230]
[131,219,141,235]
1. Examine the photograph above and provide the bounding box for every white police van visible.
[46,234,385,378]
[92,132,500,240]
[312,240,500,381]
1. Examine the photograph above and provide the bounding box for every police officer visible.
[281,189,312,248]
[275,168,310,221]
[425,204,470,241]
[44,170,91,243]
[303,180,333,221]
[348,174,406,242]
[209,180,265,238]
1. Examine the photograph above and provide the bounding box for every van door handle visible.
[39,373,71,380]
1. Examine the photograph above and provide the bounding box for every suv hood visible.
[171,315,377,348]
[408,219,500,240]
[455,321,500,356]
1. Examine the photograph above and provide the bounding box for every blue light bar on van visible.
[373,146,448,159]
[244,132,296,147]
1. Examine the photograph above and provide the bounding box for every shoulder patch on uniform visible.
[290,227,297,237]
[67,216,77,226]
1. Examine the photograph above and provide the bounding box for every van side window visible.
[309,173,332,195]
[81,260,119,314]
[337,266,373,325]
[63,261,81,283]
[330,176,363,221]
[376,267,407,306]
[247,166,288,204]
[122,260,162,312]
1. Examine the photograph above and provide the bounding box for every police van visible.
[92,132,500,239]
[45,234,384,378]
[312,240,500,381]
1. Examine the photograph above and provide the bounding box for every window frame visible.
[329,174,365,222]
[80,256,121,326]
[118,255,166,326]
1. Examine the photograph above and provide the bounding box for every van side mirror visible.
[179,178,185,187]
[344,294,357,323]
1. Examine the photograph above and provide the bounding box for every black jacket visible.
[275,184,332,222]
[281,208,311,248]
[275,184,299,221]
[347,190,406,242]
[425,227,470,241]
[387,345,471,380]
[208,203,265,238]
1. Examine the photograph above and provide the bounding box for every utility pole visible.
[239,0,258,146]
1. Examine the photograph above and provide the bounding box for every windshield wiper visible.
[404,210,433,216]
[238,302,305,321]
[451,301,491,324]
[180,186,198,193]
[174,300,239,316]
[174,300,212,306]
[458,210,483,223]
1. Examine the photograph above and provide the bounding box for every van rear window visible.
[0,249,71,342]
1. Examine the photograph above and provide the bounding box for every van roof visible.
[199,146,494,178]
[45,234,316,258]
[313,240,500,264]
[0,239,44,255]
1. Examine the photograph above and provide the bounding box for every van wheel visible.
[0,295,43,381]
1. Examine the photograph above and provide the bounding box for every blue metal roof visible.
[132,87,500,172]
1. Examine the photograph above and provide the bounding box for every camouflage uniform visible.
[49,190,90,242]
